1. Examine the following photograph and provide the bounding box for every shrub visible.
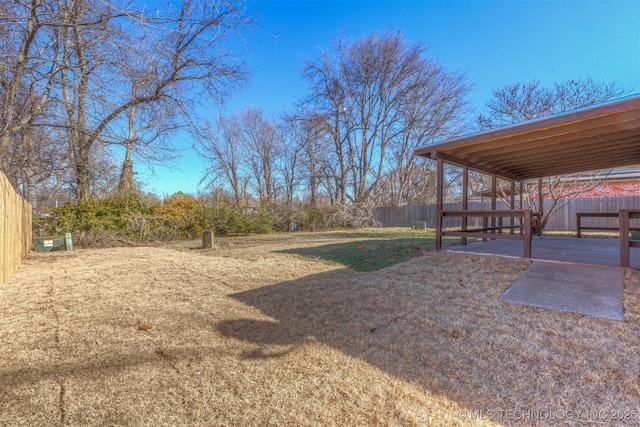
[42,192,280,247]
[45,193,156,245]
[303,207,328,231]
[203,204,275,236]
[154,192,207,239]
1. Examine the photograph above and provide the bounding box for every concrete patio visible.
[499,262,624,320]
[447,236,637,320]
[447,235,640,269]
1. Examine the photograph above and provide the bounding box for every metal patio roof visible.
[414,95,640,181]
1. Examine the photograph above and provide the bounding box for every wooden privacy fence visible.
[376,196,640,231]
[0,171,32,285]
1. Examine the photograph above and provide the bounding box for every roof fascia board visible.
[444,113,640,158]
[414,94,640,157]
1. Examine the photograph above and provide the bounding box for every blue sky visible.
[139,0,640,197]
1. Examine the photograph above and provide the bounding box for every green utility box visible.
[34,235,67,252]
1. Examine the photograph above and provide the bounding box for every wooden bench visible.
[577,212,640,238]
[439,209,534,257]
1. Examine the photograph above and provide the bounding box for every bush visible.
[203,204,275,236]
[43,188,388,248]
[45,193,157,245]
[267,201,332,232]
[303,207,328,231]
[154,192,207,239]
[42,192,278,247]
[325,202,381,228]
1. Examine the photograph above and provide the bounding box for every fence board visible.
[376,196,640,231]
[0,171,32,285]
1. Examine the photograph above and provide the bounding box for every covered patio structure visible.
[414,94,640,268]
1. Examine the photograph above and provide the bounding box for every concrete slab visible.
[500,262,624,320]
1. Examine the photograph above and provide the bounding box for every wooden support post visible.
[481,173,490,242]
[461,166,468,246]
[519,181,525,235]
[510,180,516,234]
[435,158,444,251]
[482,216,488,242]
[523,209,532,258]
[620,210,630,268]
[491,174,497,238]
[537,177,544,236]
[577,213,583,238]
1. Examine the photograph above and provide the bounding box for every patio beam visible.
[429,151,519,182]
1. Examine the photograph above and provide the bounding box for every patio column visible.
[461,166,468,245]
[435,157,444,251]
[537,177,544,236]
[519,180,525,235]
[523,209,532,258]
[491,174,497,237]
[510,180,516,234]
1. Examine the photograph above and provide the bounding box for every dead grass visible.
[1,229,639,426]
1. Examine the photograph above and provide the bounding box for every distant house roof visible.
[414,95,640,181]
[595,165,640,181]
[550,164,640,183]
[474,166,640,198]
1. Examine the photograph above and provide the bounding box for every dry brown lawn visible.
[1,229,639,426]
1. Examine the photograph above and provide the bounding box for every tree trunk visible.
[118,155,134,194]
[73,136,91,202]
[118,101,137,194]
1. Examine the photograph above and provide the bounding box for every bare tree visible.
[477,78,631,229]
[302,31,471,209]
[56,0,252,201]
[276,134,299,207]
[114,75,183,194]
[196,116,248,206]
[274,120,304,228]
[0,0,65,201]
[11,110,70,208]
[198,108,281,210]
[237,108,280,209]
[282,110,330,208]
[477,78,628,130]
[383,64,470,206]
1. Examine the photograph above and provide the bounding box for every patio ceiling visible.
[414,95,640,181]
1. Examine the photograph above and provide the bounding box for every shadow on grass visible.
[4,247,638,424]
[217,256,640,419]
[279,238,435,272]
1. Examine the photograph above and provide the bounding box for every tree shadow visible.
[6,248,639,423]
[217,318,309,359]
[217,256,640,418]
